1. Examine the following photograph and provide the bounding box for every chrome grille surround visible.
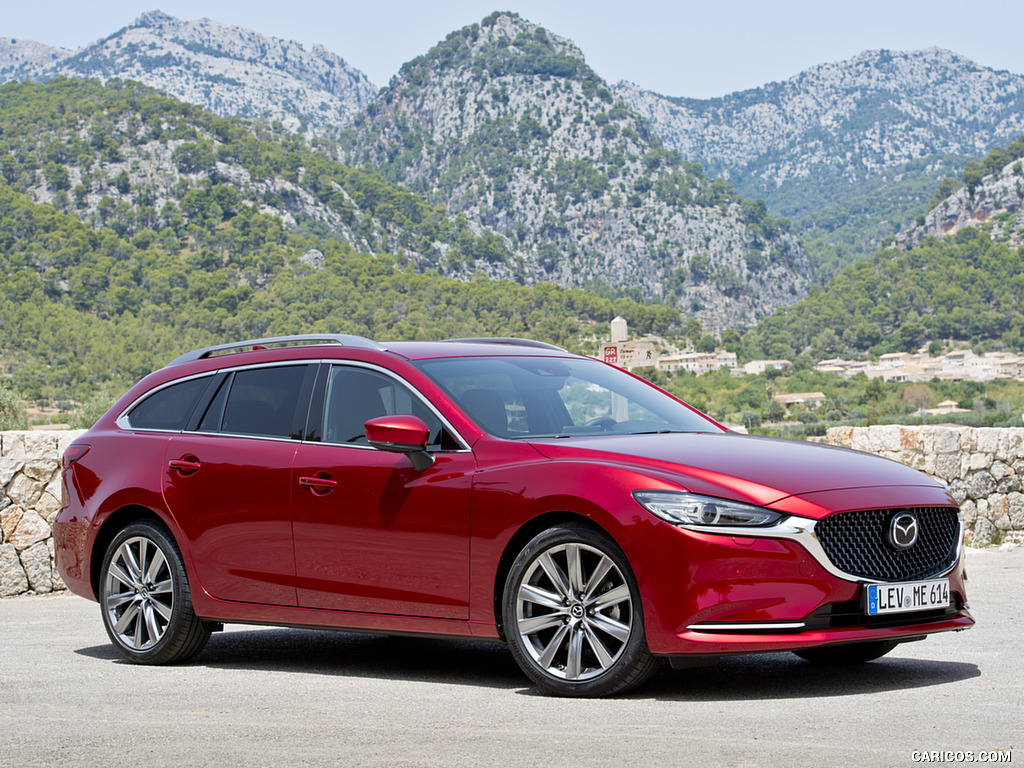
[813,507,961,581]
[679,507,964,585]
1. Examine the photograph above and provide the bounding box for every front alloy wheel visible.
[99,520,210,664]
[503,524,659,696]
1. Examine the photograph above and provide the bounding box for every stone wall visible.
[0,430,86,596]
[827,426,1024,546]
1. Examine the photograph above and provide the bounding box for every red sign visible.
[603,346,618,364]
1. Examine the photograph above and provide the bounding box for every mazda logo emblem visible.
[889,512,919,549]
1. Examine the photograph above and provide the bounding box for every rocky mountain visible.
[346,12,812,329]
[616,48,1024,277]
[2,10,811,328]
[0,77,528,283]
[897,140,1024,249]
[1,78,689,402]
[745,136,1024,361]
[0,38,69,80]
[1,10,377,134]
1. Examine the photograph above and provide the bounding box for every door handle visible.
[299,474,338,494]
[168,457,201,475]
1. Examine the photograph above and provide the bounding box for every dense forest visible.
[744,228,1024,360]
[0,77,685,413]
[0,179,678,414]
[0,77,526,275]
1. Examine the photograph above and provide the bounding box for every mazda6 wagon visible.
[54,334,973,696]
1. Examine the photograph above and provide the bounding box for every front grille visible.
[814,506,960,581]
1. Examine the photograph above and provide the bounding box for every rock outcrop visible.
[350,12,813,329]
[897,160,1024,248]
[2,11,377,134]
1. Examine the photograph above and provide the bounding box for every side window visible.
[217,365,312,439]
[126,376,211,431]
[323,366,447,448]
[421,369,524,436]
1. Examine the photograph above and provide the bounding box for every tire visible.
[99,520,210,664]
[502,524,660,697]
[793,640,898,665]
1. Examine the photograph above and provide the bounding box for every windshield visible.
[415,356,721,438]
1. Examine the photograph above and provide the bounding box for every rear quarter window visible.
[125,377,211,431]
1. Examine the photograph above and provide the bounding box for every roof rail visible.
[166,334,387,366]
[443,337,568,353]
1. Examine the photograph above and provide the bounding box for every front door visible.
[291,364,473,618]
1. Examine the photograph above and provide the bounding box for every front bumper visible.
[635,516,973,656]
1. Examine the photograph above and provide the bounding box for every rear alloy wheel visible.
[99,520,210,664]
[503,524,659,697]
[794,640,899,665]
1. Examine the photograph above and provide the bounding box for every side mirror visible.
[364,414,435,471]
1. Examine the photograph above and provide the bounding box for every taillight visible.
[62,443,91,470]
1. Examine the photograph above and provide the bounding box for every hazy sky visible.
[5,0,1024,98]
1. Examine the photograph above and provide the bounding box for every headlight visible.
[632,490,782,528]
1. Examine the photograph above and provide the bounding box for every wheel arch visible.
[90,505,176,600]
[492,511,618,640]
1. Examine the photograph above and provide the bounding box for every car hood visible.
[528,431,941,507]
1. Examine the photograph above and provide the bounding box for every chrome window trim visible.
[190,431,302,444]
[680,514,965,585]
[117,361,315,435]
[315,360,472,453]
[117,358,473,452]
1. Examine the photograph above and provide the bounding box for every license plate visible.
[865,579,950,615]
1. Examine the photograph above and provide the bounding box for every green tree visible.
[114,170,130,195]
[962,161,985,194]
[0,386,27,430]
[43,161,70,192]
[902,384,933,423]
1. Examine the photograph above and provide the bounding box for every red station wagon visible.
[55,335,973,696]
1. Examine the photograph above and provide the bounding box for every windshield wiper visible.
[626,429,690,435]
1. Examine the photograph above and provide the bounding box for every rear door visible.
[162,363,316,606]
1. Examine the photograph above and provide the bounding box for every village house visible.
[742,359,794,375]
[774,392,828,409]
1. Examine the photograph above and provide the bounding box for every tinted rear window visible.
[127,377,211,431]
[219,365,311,439]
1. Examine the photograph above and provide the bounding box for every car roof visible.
[163,335,574,368]
[387,339,573,361]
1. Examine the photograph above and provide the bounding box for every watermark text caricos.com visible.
[912,752,1011,763]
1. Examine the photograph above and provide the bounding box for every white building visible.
[599,316,659,370]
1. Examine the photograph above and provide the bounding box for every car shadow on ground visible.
[76,627,526,691]
[637,652,980,702]
[75,627,980,699]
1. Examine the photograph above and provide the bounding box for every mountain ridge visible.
[615,47,1024,277]
[346,12,812,329]
[1,10,377,133]
[0,37,70,81]
[5,11,1024,332]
